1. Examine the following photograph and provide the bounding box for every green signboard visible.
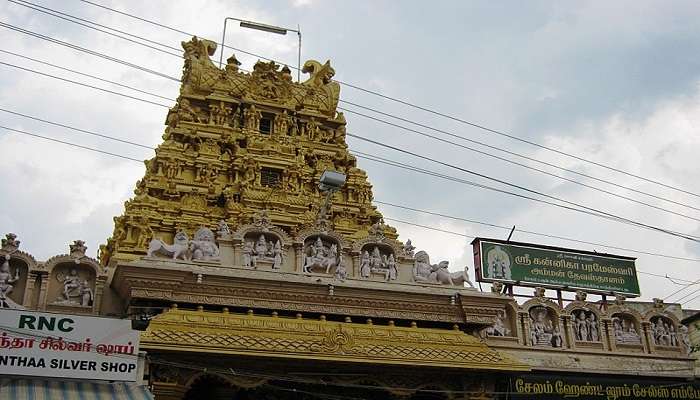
[472,238,640,296]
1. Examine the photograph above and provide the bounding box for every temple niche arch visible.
[643,301,687,354]
[42,240,107,314]
[231,211,293,271]
[610,312,643,347]
[563,291,603,349]
[520,289,564,348]
[296,230,347,279]
[0,233,36,309]
[358,243,397,282]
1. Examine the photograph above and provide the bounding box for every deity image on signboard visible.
[486,245,512,280]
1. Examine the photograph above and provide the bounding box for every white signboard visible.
[0,309,140,381]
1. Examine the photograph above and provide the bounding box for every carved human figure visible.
[370,247,383,269]
[386,254,397,281]
[242,241,253,268]
[486,311,510,337]
[255,235,268,257]
[653,319,671,346]
[402,239,416,257]
[80,280,93,306]
[679,325,692,354]
[669,324,678,347]
[190,227,220,261]
[334,260,347,281]
[272,240,283,269]
[63,269,82,300]
[359,250,371,278]
[588,313,599,342]
[575,311,588,341]
[529,307,560,347]
[302,237,338,274]
[0,257,21,308]
[614,316,641,344]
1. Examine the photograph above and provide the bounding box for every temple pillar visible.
[642,321,652,354]
[36,272,50,310]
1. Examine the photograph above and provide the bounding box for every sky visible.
[1,0,700,307]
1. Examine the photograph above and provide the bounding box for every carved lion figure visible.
[147,231,189,260]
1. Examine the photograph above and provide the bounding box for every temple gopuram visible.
[2,37,699,399]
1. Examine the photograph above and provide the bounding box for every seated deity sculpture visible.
[242,234,283,269]
[360,246,398,281]
[0,257,22,309]
[302,237,339,274]
[52,269,93,307]
[529,307,562,348]
[612,316,641,344]
[148,231,189,260]
[190,227,220,261]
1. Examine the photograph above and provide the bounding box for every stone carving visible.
[69,240,87,257]
[651,317,677,347]
[402,239,416,257]
[148,231,190,260]
[491,281,505,295]
[334,261,347,281]
[679,325,692,354]
[486,311,510,337]
[0,256,22,309]
[572,310,600,342]
[190,227,220,261]
[1,233,20,251]
[53,269,93,307]
[359,247,397,281]
[412,251,474,287]
[302,237,340,274]
[301,60,340,113]
[612,315,641,344]
[243,234,283,269]
[217,220,232,238]
[529,306,562,348]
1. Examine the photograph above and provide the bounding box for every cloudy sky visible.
[1,0,700,306]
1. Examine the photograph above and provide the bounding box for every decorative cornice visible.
[141,308,529,371]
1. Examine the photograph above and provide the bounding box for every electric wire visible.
[339,102,700,214]
[348,133,700,243]
[74,0,700,199]
[3,18,699,224]
[0,111,700,270]
[2,124,698,297]
[0,60,171,108]
[0,49,175,102]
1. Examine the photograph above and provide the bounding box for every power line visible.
[348,133,700,243]
[339,102,700,214]
[6,9,699,221]
[3,47,698,246]
[375,201,700,263]
[3,123,697,288]
[75,0,700,199]
[0,107,154,149]
[0,21,181,82]
[0,125,145,162]
[0,48,175,102]
[0,60,171,108]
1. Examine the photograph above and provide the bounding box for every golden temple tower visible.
[100,37,397,267]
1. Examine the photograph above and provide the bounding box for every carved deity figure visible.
[574,311,589,341]
[255,235,269,257]
[0,257,21,309]
[360,250,371,278]
[529,307,561,348]
[652,318,672,346]
[588,313,600,342]
[63,269,82,300]
[302,237,339,274]
[486,311,511,337]
[243,241,254,268]
[613,316,641,344]
[402,239,416,257]
[53,269,92,307]
[386,254,397,281]
[80,280,94,307]
[190,227,220,261]
[272,240,283,269]
[679,325,692,354]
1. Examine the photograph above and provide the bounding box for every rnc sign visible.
[0,309,140,381]
[472,238,640,296]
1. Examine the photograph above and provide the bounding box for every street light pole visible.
[219,17,302,82]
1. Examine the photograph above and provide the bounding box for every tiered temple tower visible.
[101,37,396,267]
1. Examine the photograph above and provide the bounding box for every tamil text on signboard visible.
[472,238,640,296]
[0,309,140,381]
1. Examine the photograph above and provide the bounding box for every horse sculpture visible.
[302,239,339,274]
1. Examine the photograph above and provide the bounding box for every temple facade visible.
[1,37,698,399]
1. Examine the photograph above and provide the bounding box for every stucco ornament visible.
[412,251,475,287]
[529,306,563,348]
[148,231,190,260]
[486,311,510,337]
[302,237,340,274]
[52,269,93,307]
[0,255,22,309]
[190,227,220,261]
[651,317,677,347]
[612,316,641,344]
[360,247,398,281]
[573,310,600,342]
